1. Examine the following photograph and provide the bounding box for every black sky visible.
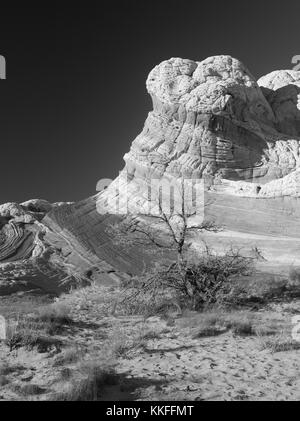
[0,0,299,203]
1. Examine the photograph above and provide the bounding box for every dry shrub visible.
[114,248,254,315]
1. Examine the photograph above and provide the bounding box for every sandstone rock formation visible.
[113,57,296,186]
[2,55,300,293]
[97,56,300,271]
[258,70,300,138]
[98,56,300,208]
[0,198,144,294]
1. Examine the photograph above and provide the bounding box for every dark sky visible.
[0,0,299,203]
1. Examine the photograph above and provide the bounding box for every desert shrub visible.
[115,248,254,314]
[113,276,180,317]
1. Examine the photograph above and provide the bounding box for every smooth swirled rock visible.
[3,55,300,294]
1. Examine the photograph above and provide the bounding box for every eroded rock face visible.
[0,201,69,294]
[258,70,300,137]
[0,198,138,294]
[120,56,300,187]
[2,55,300,294]
[96,56,300,272]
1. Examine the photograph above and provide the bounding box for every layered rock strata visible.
[2,55,300,293]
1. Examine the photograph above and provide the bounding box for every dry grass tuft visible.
[53,347,84,367]
[260,334,300,353]
[54,360,118,401]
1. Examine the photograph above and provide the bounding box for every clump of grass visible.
[254,321,282,337]
[178,310,257,338]
[229,320,254,336]
[53,347,84,367]
[5,321,40,352]
[109,327,146,357]
[54,361,118,401]
[34,303,72,334]
[221,313,256,336]
[5,318,62,352]
[4,303,72,352]
[260,335,300,353]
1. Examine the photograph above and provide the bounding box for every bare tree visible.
[107,177,221,265]
[107,178,264,313]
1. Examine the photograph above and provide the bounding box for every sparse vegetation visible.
[178,310,257,337]
[3,302,72,352]
[34,303,72,334]
[5,317,62,352]
[53,347,84,367]
[54,361,117,401]
[227,270,300,306]
[114,246,256,316]
[260,335,300,353]
[0,279,299,401]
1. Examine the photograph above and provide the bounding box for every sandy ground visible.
[0,285,300,401]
